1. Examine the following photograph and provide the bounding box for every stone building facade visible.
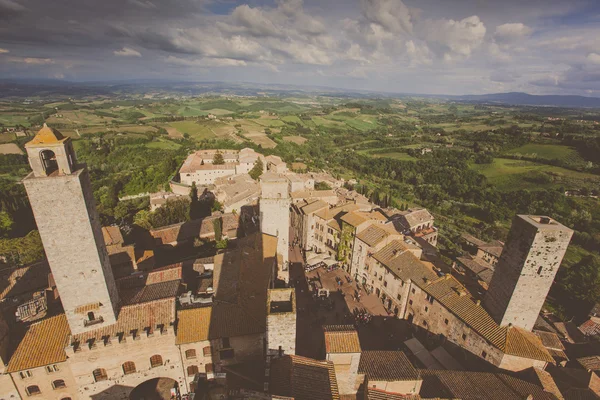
[23,125,120,336]
[260,173,291,283]
[484,215,574,331]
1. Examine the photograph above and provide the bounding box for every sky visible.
[1,0,600,96]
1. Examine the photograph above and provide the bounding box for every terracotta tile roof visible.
[102,225,125,247]
[327,219,342,232]
[341,211,369,227]
[401,209,433,229]
[119,280,180,305]
[323,325,361,353]
[420,275,553,362]
[529,367,565,400]
[366,388,421,400]
[562,388,599,400]
[505,328,555,363]
[577,356,600,372]
[419,369,558,400]
[26,124,67,146]
[176,233,276,344]
[0,261,50,300]
[300,200,329,215]
[270,355,340,400]
[314,203,362,221]
[479,241,504,258]
[356,224,401,247]
[373,241,438,285]
[150,216,218,244]
[358,351,420,382]
[579,319,600,337]
[535,331,565,350]
[461,233,487,248]
[456,254,493,275]
[7,314,70,372]
[72,297,176,344]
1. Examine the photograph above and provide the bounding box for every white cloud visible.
[0,48,9,54]
[587,53,600,65]
[495,23,533,42]
[360,0,413,35]
[165,55,246,67]
[0,0,26,12]
[405,40,433,66]
[113,47,142,57]
[421,15,486,59]
[8,57,55,64]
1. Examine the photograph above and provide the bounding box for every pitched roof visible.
[366,387,421,400]
[102,225,125,247]
[7,314,70,372]
[535,331,565,351]
[420,275,553,362]
[72,297,176,344]
[577,356,600,372]
[323,325,361,353]
[314,203,362,221]
[26,124,67,146]
[176,233,276,344]
[270,355,340,400]
[300,200,329,215]
[373,241,438,285]
[419,369,559,400]
[528,368,565,400]
[358,351,420,381]
[356,224,401,247]
[401,209,434,229]
[461,233,488,248]
[341,211,387,228]
[457,254,493,275]
[578,319,600,337]
[479,240,504,258]
[150,216,218,244]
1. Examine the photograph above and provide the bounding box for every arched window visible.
[40,149,58,176]
[93,368,107,382]
[150,354,162,368]
[26,385,41,396]
[185,349,196,359]
[122,361,136,375]
[52,379,66,389]
[187,365,199,377]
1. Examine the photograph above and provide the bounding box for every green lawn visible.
[371,152,417,161]
[470,158,600,191]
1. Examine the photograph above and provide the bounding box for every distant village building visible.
[179,148,265,186]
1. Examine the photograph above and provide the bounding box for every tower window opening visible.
[537,266,543,275]
[40,150,58,176]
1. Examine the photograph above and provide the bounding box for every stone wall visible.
[11,362,77,400]
[24,168,120,336]
[0,373,20,400]
[68,330,186,399]
[484,215,573,331]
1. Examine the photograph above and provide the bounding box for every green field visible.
[169,121,215,140]
[146,140,181,150]
[371,152,417,161]
[470,158,600,191]
[505,143,583,163]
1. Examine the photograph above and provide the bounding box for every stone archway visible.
[129,377,179,400]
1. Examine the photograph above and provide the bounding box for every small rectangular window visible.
[444,319,449,325]
[482,351,487,358]
[462,333,467,340]
[425,306,428,312]
[411,288,416,294]
[222,337,231,348]
[409,300,413,305]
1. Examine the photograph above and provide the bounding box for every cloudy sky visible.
[1,0,600,95]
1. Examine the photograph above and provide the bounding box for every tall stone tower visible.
[260,173,290,283]
[23,124,119,335]
[484,215,573,331]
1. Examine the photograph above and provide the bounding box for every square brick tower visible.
[260,173,291,283]
[23,124,119,335]
[483,215,573,331]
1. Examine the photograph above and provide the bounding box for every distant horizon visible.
[3,78,600,100]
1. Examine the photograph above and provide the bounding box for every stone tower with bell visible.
[23,124,119,335]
